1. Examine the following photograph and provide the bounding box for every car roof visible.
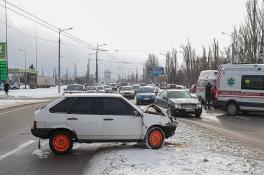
[166,89,187,92]
[63,93,122,98]
[139,86,155,88]
[67,84,83,86]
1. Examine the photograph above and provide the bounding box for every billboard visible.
[0,42,6,60]
[147,67,164,77]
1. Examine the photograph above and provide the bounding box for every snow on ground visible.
[0,86,65,99]
[0,99,50,109]
[84,121,264,175]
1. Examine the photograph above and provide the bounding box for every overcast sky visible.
[0,0,247,79]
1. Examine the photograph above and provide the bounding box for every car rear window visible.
[70,97,101,115]
[49,98,74,113]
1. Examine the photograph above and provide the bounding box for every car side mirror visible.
[133,111,141,117]
[162,96,167,100]
[63,88,66,90]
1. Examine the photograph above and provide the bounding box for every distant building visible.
[104,70,111,83]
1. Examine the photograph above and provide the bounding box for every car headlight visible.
[174,104,181,108]
[197,103,202,108]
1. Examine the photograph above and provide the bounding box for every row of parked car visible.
[63,84,113,94]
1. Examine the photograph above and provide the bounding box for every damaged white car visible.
[31,94,178,154]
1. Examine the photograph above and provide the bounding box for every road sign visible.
[147,67,164,77]
[0,60,7,81]
[0,43,6,60]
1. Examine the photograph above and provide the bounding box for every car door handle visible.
[67,117,78,120]
[104,118,114,121]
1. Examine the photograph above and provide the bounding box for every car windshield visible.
[66,85,83,91]
[97,86,104,90]
[104,85,111,88]
[133,85,140,89]
[168,84,177,89]
[86,86,96,90]
[121,86,133,91]
[138,87,155,93]
[168,91,192,99]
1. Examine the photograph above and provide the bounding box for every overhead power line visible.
[0,20,57,43]
[0,0,94,48]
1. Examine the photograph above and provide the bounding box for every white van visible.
[216,64,264,115]
[196,70,218,102]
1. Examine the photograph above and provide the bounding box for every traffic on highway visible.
[1,0,264,174]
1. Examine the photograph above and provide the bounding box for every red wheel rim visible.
[52,134,70,152]
[148,130,163,147]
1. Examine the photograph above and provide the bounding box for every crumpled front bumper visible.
[162,121,178,138]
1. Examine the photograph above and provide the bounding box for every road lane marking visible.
[0,140,35,161]
[234,116,250,120]
[0,104,43,116]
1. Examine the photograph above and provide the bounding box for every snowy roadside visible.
[0,86,65,99]
[0,86,64,109]
[84,121,264,175]
[0,99,51,110]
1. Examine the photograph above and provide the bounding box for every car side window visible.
[49,98,74,113]
[102,98,134,116]
[70,97,101,115]
[241,75,264,90]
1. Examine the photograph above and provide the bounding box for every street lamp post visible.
[58,27,73,93]
[18,49,27,89]
[94,44,107,83]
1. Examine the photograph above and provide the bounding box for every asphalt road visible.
[0,97,264,175]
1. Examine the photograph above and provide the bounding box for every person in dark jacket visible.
[4,81,10,95]
[204,82,212,110]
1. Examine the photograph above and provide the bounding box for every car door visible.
[66,97,103,140]
[102,97,143,140]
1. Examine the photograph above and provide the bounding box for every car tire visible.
[144,127,165,149]
[226,102,239,116]
[49,130,73,155]
[195,113,202,118]
[136,100,140,105]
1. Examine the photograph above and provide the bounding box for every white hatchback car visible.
[31,94,177,154]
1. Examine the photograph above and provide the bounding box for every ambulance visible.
[196,70,218,103]
[216,64,264,115]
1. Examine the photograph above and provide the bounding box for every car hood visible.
[169,98,198,104]
[64,90,83,93]
[120,90,134,93]
[137,93,155,96]
[86,90,97,92]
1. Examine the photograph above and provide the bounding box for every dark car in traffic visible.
[154,89,202,117]
[136,86,156,105]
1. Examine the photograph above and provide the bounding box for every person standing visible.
[211,85,217,108]
[204,82,212,110]
[4,81,10,95]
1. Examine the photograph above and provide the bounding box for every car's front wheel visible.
[145,127,165,149]
[49,131,73,155]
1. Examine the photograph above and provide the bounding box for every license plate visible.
[185,108,195,112]
[144,98,150,100]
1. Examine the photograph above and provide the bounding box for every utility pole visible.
[4,0,8,80]
[18,49,27,89]
[35,27,38,72]
[87,57,90,83]
[95,44,99,83]
[94,44,107,83]
[58,27,73,93]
